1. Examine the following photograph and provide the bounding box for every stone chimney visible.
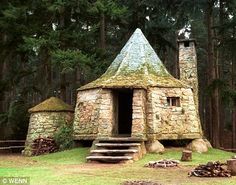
[177,39,199,109]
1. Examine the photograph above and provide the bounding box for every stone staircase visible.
[86,137,146,163]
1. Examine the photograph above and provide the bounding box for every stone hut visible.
[24,97,74,156]
[73,28,207,162]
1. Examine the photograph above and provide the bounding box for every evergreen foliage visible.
[54,122,74,151]
[0,0,236,148]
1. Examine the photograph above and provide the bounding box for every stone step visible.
[95,143,141,147]
[98,137,143,142]
[90,149,138,153]
[86,139,144,163]
[86,155,133,161]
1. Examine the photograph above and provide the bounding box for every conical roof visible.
[29,97,74,113]
[79,28,187,90]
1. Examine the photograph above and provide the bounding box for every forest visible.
[0,0,236,150]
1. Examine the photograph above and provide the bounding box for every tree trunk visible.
[211,84,220,148]
[0,32,7,112]
[45,50,51,98]
[60,73,66,102]
[99,13,106,50]
[232,52,236,149]
[40,48,51,99]
[0,57,4,112]
[162,47,167,66]
[206,0,220,148]
[58,7,67,101]
[227,159,236,176]
[219,0,225,147]
[181,150,192,161]
[233,107,236,149]
[206,0,214,144]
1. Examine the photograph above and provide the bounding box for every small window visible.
[184,41,190,47]
[167,97,180,107]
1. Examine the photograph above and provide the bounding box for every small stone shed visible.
[73,28,203,144]
[24,97,74,155]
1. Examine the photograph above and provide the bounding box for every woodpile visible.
[32,137,58,156]
[145,159,180,168]
[122,180,162,185]
[188,161,231,177]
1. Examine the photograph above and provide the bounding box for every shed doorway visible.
[113,89,133,137]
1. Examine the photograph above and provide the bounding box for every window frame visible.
[167,97,180,107]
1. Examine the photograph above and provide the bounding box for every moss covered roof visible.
[28,97,74,113]
[79,28,188,91]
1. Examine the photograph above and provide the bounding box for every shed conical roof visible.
[79,28,187,90]
[28,97,74,113]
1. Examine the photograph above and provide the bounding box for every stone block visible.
[187,139,208,153]
[146,140,165,153]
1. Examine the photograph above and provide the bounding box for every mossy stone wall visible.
[24,111,73,156]
[146,87,202,140]
[73,88,147,139]
[73,89,101,140]
[73,87,202,141]
[179,41,199,110]
[97,89,114,137]
[132,89,147,139]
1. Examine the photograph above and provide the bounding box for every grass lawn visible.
[0,148,235,185]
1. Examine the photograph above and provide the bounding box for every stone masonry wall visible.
[97,89,114,137]
[132,89,147,139]
[24,111,73,155]
[147,87,202,140]
[73,89,101,139]
[178,41,199,110]
[73,88,114,139]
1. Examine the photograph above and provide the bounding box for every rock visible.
[187,139,208,153]
[203,139,212,148]
[146,140,165,154]
[90,139,99,151]
[22,147,33,157]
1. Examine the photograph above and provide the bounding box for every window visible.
[184,41,190,47]
[167,97,180,107]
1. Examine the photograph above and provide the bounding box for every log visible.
[181,150,192,161]
[227,159,236,176]
[189,161,231,177]
[31,137,58,156]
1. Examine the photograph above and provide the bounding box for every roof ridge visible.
[29,97,74,113]
[78,28,188,90]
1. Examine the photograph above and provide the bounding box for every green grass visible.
[135,148,234,166]
[0,148,235,185]
[32,147,89,165]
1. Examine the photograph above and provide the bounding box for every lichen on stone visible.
[78,28,188,91]
[28,97,74,113]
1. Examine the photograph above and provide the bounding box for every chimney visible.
[177,39,199,109]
